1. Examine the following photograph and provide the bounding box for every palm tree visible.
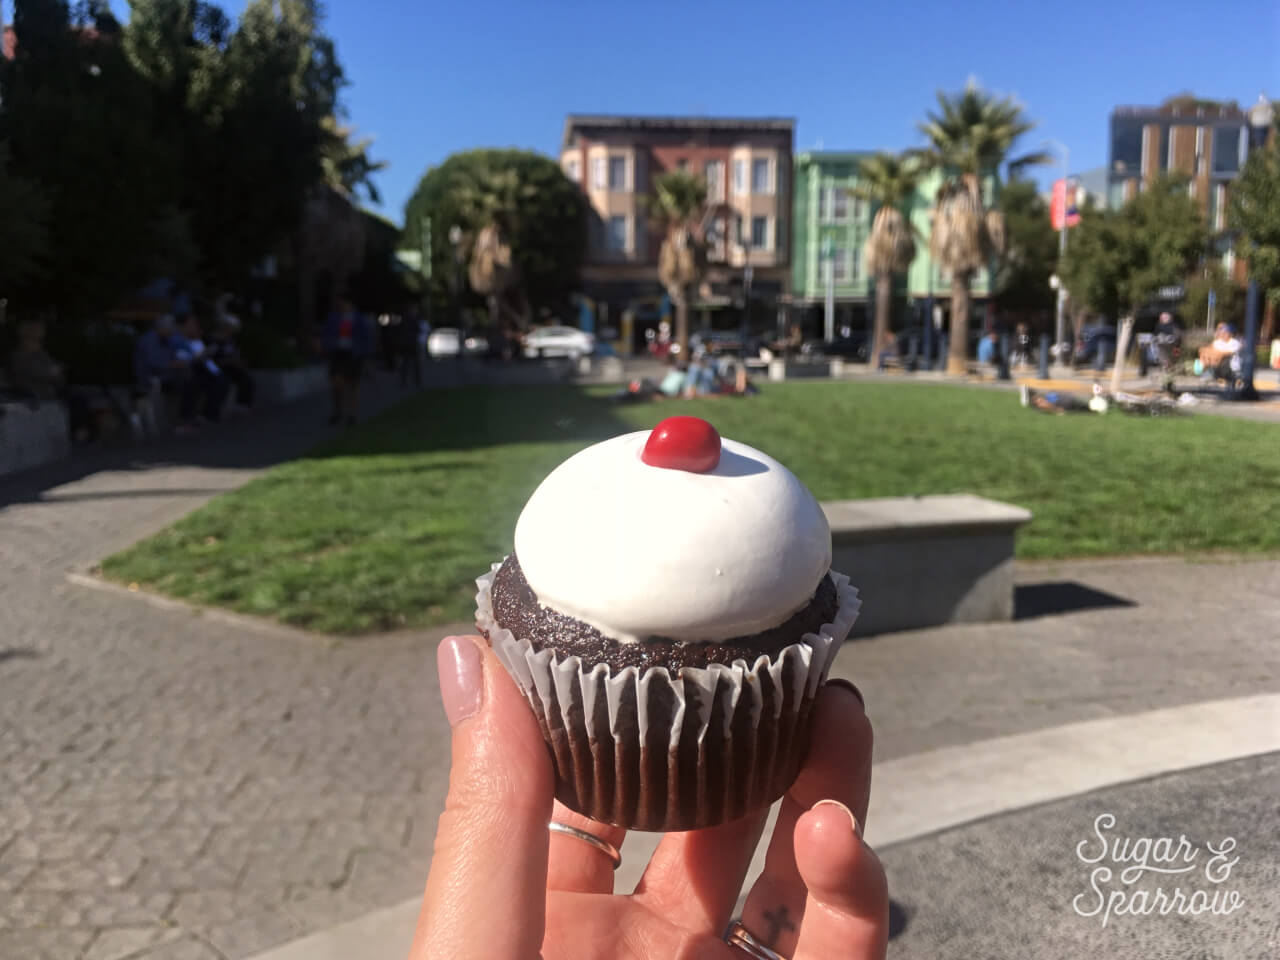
[853,152,921,364]
[453,165,536,340]
[650,170,712,358]
[920,83,1048,374]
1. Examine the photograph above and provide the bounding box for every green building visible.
[790,151,996,340]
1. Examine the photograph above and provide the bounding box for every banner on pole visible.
[1050,179,1080,230]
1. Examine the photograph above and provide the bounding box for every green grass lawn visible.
[101,381,1280,634]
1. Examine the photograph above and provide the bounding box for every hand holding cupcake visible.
[477,416,861,832]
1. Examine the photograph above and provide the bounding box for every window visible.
[1158,126,1170,171]
[851,195,864,222]
[591,156,605,190]
[608,156,627,191]
[565,156,580,181]
[851,248,862,281]
[751,215,768,249]
[734,214,745,246]
[751,158,771,194]
[676,158,689,171]
[606,215,627,252]
[832,185,848,221]
[817,184,828,221]
[732,159,746,195]
[1107,179,1126,210]
[1212,126,1244,175]
[832,247,848,282]
[706,218,725,258]
[1195,127,1205,175]
[1111,117,1143,175]
[705,160,725,202]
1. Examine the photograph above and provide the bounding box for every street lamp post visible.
[740,224,754,359]
[1043,139,1070,366]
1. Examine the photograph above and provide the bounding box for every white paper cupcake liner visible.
[476,562,861,831]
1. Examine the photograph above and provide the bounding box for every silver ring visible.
[723,920,790,960]
[548,820,621,870]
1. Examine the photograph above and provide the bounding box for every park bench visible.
[822,494,1032,636]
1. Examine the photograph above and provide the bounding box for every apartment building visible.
[1108,96,1255,225]
[791,152,996,335]
[560,115,793,334]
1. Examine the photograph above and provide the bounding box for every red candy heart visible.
[641,416,721,473]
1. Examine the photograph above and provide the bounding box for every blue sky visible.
[23,0,1280,222]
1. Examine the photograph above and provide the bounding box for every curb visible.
[64,569,471,648]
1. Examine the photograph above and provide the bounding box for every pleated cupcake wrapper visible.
[476,563,861,831]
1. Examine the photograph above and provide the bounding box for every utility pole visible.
[1043,139,1071,366]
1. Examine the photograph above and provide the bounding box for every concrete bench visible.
[767,358,832,381]
[0,401,70,477]
[822,494,1032,636]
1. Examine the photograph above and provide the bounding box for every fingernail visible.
[438,636,484,726]
[813,799,863,838]
[825,677,866,709]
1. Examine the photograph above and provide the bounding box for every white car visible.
[426,328,487,358]
[523,325,595,360]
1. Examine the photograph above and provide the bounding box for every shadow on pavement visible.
[0,373,432,509]
[888,899,910,940]
[1014,581,1136,620]
[0,647,41,664]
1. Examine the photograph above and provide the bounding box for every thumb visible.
[410,635,554,960]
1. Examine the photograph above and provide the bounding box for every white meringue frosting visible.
[512,429,832,643]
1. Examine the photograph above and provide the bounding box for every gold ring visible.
[723,919,790,960]
[548,820,621,870]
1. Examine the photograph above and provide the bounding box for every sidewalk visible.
[3,374,1279,959]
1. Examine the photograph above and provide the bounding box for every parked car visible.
[426,327,488,358]
[523,325,595,360]
[1074,324,1118,366]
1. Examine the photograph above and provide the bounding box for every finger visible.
[409,636,555,960]
[546,800,627,895]
[793,802,889,960]
[631,808,769,933]
[739,681,872,956]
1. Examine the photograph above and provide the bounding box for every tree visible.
[320,115,385,204]
[1228,120,1280,312]
[2,0,178,316]
[1184,261,1243,331]
[919,82,1048,373]
[1060,176,1206,321]
[649,170,712,358]
[452,164,537,339]
[0,143,51,295]
[853,152,919,363]
[994,178,1058,328]
[402,150,586,323]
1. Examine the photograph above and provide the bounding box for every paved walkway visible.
[2,373,1279,959]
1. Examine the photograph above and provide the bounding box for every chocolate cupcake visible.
[476,416,860,832]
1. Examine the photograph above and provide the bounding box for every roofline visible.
[795,150,879,160]
[561,114,795,151]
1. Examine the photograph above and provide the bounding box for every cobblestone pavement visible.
[3,378,1279,958]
